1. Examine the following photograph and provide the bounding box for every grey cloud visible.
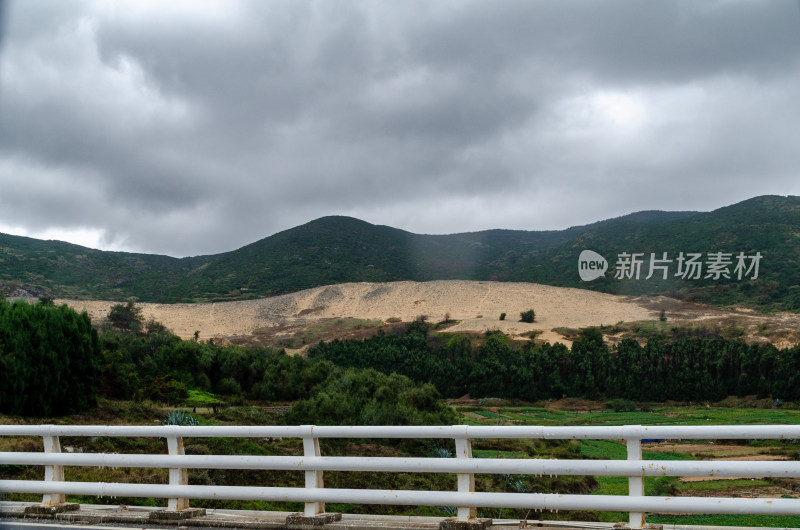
[1,0,799,256]
[412,1,800,84]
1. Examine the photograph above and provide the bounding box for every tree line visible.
[5,296,799,418]
[309,322,800,402]
[100,324,454,425]
[1,298,454,425]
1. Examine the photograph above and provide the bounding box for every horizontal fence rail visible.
[3,452,800,477]
[5,423,800,439]
[4,480,800,514]
[2,424,800,529]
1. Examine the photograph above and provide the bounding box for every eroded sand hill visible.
[59,280,800,348]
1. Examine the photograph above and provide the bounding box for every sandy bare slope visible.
[59,280,800,348]
[60,281,654,344]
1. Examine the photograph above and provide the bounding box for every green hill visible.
[529,195,800,309]
[1,195,798,310]
[0,234,213,301]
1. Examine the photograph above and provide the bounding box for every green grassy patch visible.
[657,406,800,425]
[278,318,384,348]
[480,404,800,427]
[472,411,512,420]
[648,514,800,528]
[551,327,581,340]
[572,410,681,426]
[676,478,772,492]
[578,439,688,461]
[504,408,568,421]
[472,449,528,459]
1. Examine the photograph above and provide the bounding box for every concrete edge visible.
[0,503,793,530]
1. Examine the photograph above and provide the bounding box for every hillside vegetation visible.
[1,195,798,310]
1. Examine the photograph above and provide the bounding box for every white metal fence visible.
[2,424,800,528]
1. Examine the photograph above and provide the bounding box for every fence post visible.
[454,429,476,521]
[166,436,190,512]
[303,432,325,516]
[41,434,65,506]
[626,436,645,529]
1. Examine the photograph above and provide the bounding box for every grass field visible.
[454,400,800,527]
[460,404,800,427]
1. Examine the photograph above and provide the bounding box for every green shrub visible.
[431,447,454,458]
[649,476,678,496]
[608,398,636,412]
[216,377,243,396]
[286,368,457,426]
[185,389,222,408]
[520,309,536,323]
[499,313,506,321]
[0,299,100,416]
[107,301,143,332]
[162,409,199,426]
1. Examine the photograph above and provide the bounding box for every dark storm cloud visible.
[1,0,800,256]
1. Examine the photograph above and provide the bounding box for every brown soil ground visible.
[644,443,792,482]
[58,280,800,351]
[646,444,778,456]
[673,485,798,497]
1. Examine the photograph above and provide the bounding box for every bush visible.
[608,398,637,412]
[649,477,678,496]
[185,389,222,408]
[215,377,243,396]
[165,379,189,404]
[431,446,454,458]
[520,309,536,323]
[107,301,143,332]
[286,368,457,426]
[499,313,506,321]
[162,409,199,426]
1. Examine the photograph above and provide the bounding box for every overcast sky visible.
[1,1,800,257]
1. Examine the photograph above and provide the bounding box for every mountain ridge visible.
[1,195,797,310]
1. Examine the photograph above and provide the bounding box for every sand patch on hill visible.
[58,280,800,348]
[60,281,652,344]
